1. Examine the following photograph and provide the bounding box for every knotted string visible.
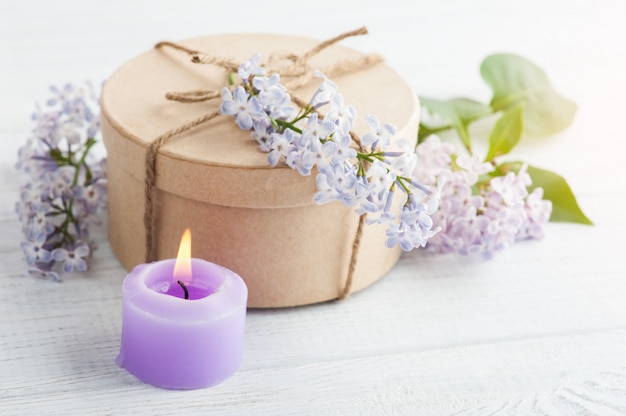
[147,27,380,300]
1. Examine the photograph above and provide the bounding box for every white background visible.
[2,1,626,415]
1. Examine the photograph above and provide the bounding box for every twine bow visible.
[146,27,382,300]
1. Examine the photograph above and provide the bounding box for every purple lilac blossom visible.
[361,114,396,150]
[413,135,552,258]
[219,86,265,130]
[16,81,106,280]
[220,55,440,251]
[238,54,265,81]
[52,242,90,273]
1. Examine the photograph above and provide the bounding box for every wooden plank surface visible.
[1,1,626,414]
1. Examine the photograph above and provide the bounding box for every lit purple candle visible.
[116,229,248,389]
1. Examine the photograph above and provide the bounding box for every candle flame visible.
[173,228,192,281]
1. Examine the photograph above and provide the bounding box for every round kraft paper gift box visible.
[101,32,419,308]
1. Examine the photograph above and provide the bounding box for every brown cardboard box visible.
[101,33,419,307]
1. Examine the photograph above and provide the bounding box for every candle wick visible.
[177,280,189,299]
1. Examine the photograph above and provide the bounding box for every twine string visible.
[190,54,240,72]
[144,110,220,262]
[154,41,200,55]
[147,28,379,299]
[271,26,370,78]
[338,213,366,300]
[165,89,221,103]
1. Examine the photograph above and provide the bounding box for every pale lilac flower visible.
[400,202,440,247]
[313,163,359,205]
[329,132,357,165]
[47,84,74,106]
[219,86,264,130]
[267,130,295,166]
[517,187,552,240]
[20,232,53,266]
[385,222,415,251]
[314,170,342,204]
[366,189,396,226]
[65,96,93,123]
[52,242,90,273]
[253,74,296,120]
[425,177,445,214]
[252,73,281,94]
[386,202,439,251]
[286,153,311,176]
[302,139,337,176]
[16,139,36,171]
[28,268,61,282]
[45,166,75,200]
[19,182,42,208]
[15,200,27,225]
[490,165,531,206]
[414,135,455,184]
[455,154,494,185]
[75,182,107,214]
[309,72,337,109]
[238,54,265,81]
[87,113,101,138]
[20,146,57,174]
[26,201,55,239]
[326,93,357,135]
[361,114,397,150]
[288,137,336,177]
[32,111,59,144]
[388,150,417,178]
[301,113,336,144]
[365,160,395,201]
[90,158,108,181]
[251,121,273,151]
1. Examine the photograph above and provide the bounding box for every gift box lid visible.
[101,33,419,209]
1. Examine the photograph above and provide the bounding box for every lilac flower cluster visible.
[16,83,107,281]
[219,57,440,251]
[413,135,552,258]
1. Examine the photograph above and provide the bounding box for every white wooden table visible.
[2,1,626,414]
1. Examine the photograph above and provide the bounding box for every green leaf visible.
[485,104,524,162]
[419,96,492,152]
[417,124,449,145]
[498,162,593,225]
[480,53,577,136]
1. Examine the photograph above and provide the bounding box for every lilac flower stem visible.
[291,106,314,124]
[273,118,303,134]
[71,138,96,186]
[395,177,412,196]
[55,198,76,247]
